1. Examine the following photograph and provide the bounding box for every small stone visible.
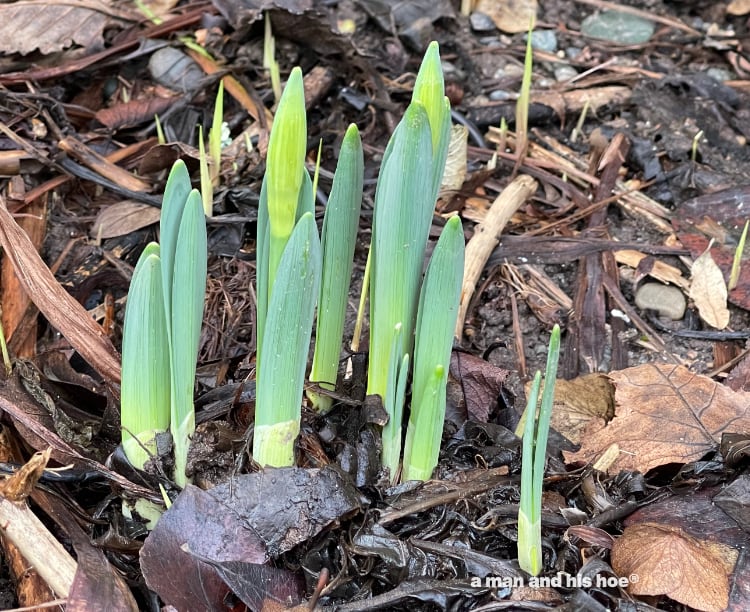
[528,30,558,53]
[554,65,578,82]
[634,283,687,320]
[470,11,496,33]
[489,89,512,101]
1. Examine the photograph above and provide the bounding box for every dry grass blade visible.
[0,196,121,383]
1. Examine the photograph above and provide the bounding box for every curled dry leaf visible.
[475,0,538,34]
[690,245,730,329]
[0,198,121,382]
[612,522,737,612]
[565,364,750,474]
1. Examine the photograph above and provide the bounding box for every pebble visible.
[554,65,578,82]
[634,283,687,320]
[528,30,558,53]
[470,11,496,33]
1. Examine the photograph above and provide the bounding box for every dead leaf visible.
[728,0,750,17]
[612,523,737,612]
[439,125,468,195]
[565,364,750,473]
[532,373,614,445]
[0,197,121,383]
[0,1,131,56]
[91,201,161,239]
[95,95,178,130]
[475,0,537,34]
[0,448,49,501]
[447,351,509,425]
[690,243,730,329]
[615,249,690,290]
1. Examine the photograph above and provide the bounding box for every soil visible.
[0,0,749,610]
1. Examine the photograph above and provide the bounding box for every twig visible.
[455,175,537,339]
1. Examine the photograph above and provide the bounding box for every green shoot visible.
[691,130,704,163]
[351,248,370,353]
[168,190,207,487]
[265,67,307,306]
[518,324,561,576]
[308,125,364,412]
[402,216,464,481]
[264,12,282,103]
[514,21,535,171]
[367,42,451,478]
[729,220,749,291]
[254,213,321,466]
[209,80,225,188]
[198,125,212,217]
[154,114,166,145]
[121,243,170,471]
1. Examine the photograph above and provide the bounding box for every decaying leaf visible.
[612,523,737,612]
[91,201,162,239]
[529,373,614,445]
[475,0,537,34]
[0,2,133,56]
[565,364,750,473]
[0,198,121,383]
[439,124,468,196]
[447,351,509,424]
[690,245,730,329]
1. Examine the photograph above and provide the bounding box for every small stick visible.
[455,175,537,339]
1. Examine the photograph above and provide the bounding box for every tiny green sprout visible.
[518,324,561,576]
[691,130,704,163]
[729,220,749,292]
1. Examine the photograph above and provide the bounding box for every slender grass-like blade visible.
[518,370,542,576]
[402,216,464,481]
[121,243,170,470]
[309,124,364,412]
[518,324,560,576]
[170,190,207,487]
[254,212,321,467]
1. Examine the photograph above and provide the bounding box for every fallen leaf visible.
[95,95,178,130]
[611,523,737,612]
[565,364,750,473]
[624,488,747,548]
[91,201,161,239]
[0,199,121,383]
[690,244,730,329]
[530,373,614,445]
[0,2,132,56]
[446,351,509,425]
[475,0,537,34]
[728,0,750,17]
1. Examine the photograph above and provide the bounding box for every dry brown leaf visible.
[615,249,690,290]
[612,523,737,612]
[0,198,121,383]
[529,373,614,445]
[0,1,132,56]
[91,200,161,239]
[690,245,729,329]
[565,364,750,473]
[439,125,468,195]
[475,0,537,34]
[728,0,750,16]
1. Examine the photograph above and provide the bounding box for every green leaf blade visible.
[121,243,170,470]
[254,212,321,467]
[169,190,207,486]
[309,124,364,411]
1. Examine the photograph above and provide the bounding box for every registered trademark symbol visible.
[629,574,639,583]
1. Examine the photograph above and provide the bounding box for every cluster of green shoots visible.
[253,42,464,481]
[517,324,560,576]
[120,161,207,490]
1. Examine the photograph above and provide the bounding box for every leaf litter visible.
[0,0,748,610]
